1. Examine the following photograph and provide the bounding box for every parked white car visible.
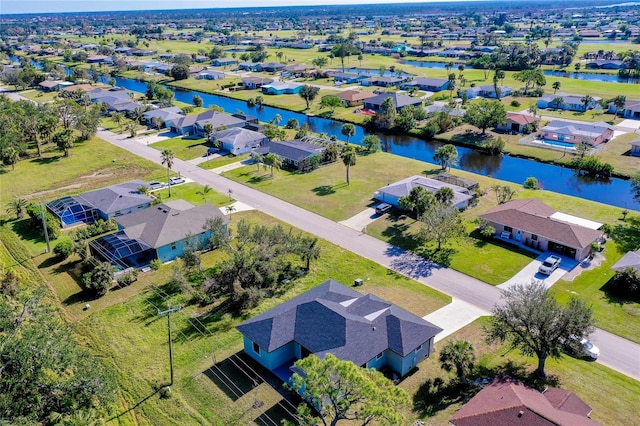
[563,335,600,360]
[538,255,561,275]
[169,177,186,185]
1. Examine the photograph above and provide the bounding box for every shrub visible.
[149,259,162,270]
[480,225,496,239]
[116,270,139,287]
[510,100,521,107]
[53,240,74,260]
[609,268,640,301]
[523,176,540,189]
[81,261,114,297]
[182,106,194,114]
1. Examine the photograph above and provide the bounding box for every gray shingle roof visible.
[236,279,442,367]
[76,180,152,215]
[611,249,640,272]
[365,92,423,109]
[541,120,613,138]
[116,201,228,249]
[378,176,473,207]
[256,139,324,162]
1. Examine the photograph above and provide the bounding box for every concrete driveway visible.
[498,252,579,290]
[339,207,380,232]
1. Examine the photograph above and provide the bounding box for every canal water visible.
[9,56,638,209]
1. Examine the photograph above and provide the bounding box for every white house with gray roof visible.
[374,176,474,210]
[537,92,602,112]
[236,279,442,380]
[211,127,267,155]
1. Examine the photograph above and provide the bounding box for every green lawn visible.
[149,135,214,161]
[18,89,59,103]
[152,182,231,207]
[198,152,251,170]
[30,210,450,424]
[399,317,640,426]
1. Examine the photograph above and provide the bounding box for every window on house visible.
[171,243,177,250]
[253,341,260,354]
[532,234,538,241]
[415,344,423,353]
[504,226,513,232]
[114,211,121,216]
[376,352,383,360]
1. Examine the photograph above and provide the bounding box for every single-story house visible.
[61,84,94,93]
[211,58,237,67]
[630,137,640,156]
[332,72,367,84]
[110,101,144,115]
[536,92,602,112]
[283,64,314,77]
[261,82,303,95]
[39,80,73,92]
[463,84,512,99]
[195,70,226,80]
[608,99,640,119]
[211,127,267,155]
[479,198,603,260]
[258,62,286,73]
[336,89,377,107]
[496,112,540,133]
[88,87,131,103]
[255,139,326,171]
[241,77,274,90]
[424,104,466,118]
[585,59,624,69]
[47,180,153,228]
[450,377,600,426]
[90,200,228,269]
[611,248,640,273]
[236,279,442,381]
[166,110,246,136]
[401,77,450,92]
[86,54,112,64]
[142,107,184,127]
[237,62,260,72]
[439,49,470,59]
[540,120,614,146]
[363,92,423,112]
[374,175,474,210]
[361,76,407,87]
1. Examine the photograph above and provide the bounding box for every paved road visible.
[97,128,640,381]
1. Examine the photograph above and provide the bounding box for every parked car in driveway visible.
[375,202,392,215]
[538,255,561,275]
[148,180,164,190]
[169,177,186,185]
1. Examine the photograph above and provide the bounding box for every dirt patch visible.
[27,171,115,198]
[562,252,605,282]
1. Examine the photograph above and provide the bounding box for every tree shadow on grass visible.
[311,185,336,196]
[600,278,640,306]
[475,359,561,391]
[248,174,270,184]
[610,218,640,253]
[30,155,62,165]
[413,377,478,418]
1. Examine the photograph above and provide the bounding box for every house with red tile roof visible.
[450,377,601,426]
[496,112,540,133]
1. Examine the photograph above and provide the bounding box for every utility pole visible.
[157,305,182,387]
[39,202,50,253]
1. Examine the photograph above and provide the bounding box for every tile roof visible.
[479,199,602,249]
[76,180,153,215]
[507,112,539,126]
[365,92,423,109]
[450,377,600,426]
[336,89,377,102]
[116,201,228,249]
[236,279,442,367]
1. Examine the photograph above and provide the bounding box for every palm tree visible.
[341,123,355,143]
[196,185,212,204]
[552,81,561,93]
[111,112,124,131]
[276,51,284,63]
[342,145,357,185]
[612,95,626,117]
[439,340,476,382]
[161,149,175,197]
[251,151,264,171]
[225,204,236,220]
[263,152,281,177]
[6,198,29,219]
[448,73,456,99]
[270,114,282,126]
[581,95,594,112]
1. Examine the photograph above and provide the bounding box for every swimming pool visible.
[536,139,576,149]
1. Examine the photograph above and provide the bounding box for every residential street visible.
[97,128,640,381]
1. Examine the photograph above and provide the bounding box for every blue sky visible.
[3,0,469,15]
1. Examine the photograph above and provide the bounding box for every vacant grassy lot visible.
[198,152,251,170]
[150,135,214,160]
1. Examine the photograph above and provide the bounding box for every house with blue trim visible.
[196,70,226,80]
[363,92,423,112]
[332,72,367,84]
[463,84,512,99]
[90,200,228,269]
[236,279,442,381]
[261,82,303,95]
[237,62,260,72]
[211,58,238,67]
[401,77,450,92]
[374,176,474,210]
[47,180,154,228]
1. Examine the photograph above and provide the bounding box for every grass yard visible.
[151,181,232,207]
[18,89,59,103]
[149,135,214,160]
[0,136,164,215]
[397,317,640,426]
[198,152,251,170]
[366,214,538,285]
[29,210,450,424]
